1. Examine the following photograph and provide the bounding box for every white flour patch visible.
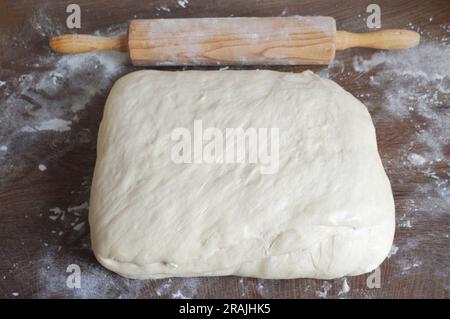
[157,5,171,12]
[399,259,423,274]
[177,0,189,8]
[351,43,449,206]
[338,278,350,296]
[48,201,90,234]
[407,153,427,166]
[68,202,89,214]
[0,145,7,152]
[256,279,266,296]
[399,220,413,228]
[317,59,345,79]
[22,118,72,132]
[38,164,47,171]
[170,278,200,299]
[49,207,65,221]
[172,290,188,299]
[316,281,332,298]
[155,279,173,296]
[388,244,399,258]
[346,40,449,286]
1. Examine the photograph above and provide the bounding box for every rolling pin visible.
[50,17,420,65]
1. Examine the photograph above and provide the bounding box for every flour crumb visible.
[408,153,427,166]
[281,8,288,16]
[22,118,72,133]
[400,220,413,228]
[155,279,173,296]
[12,292,19,297]
[67,202,89,213]
[256,280,266,296]
[172,290,188,299]
[338,278,350,296]
[316,281,332,298]
[388,244,399,258]
[0,80,5,87]
[0,145,7,152]
[48,207,65,221]
[177,0,189,8]
[38,164,47,171]
[401,260,422,273]
[72,221,85,231]
[157,5,171,12]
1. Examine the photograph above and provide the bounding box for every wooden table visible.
[0,0,448,298]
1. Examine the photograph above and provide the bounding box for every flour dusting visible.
[338,278,350,296]
[346,41,449,280]
[157,5,171,12]
[316,281,332,298]
[0,10,128,184]
[10,10,132,296]
[388,244,399,258]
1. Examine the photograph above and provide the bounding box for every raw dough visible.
[89,70,395,279]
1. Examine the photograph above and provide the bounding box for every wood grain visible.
[128,17,336,65]
[0,0,448,299]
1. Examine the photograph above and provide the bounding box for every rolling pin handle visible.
[336,29,420,51]
[49,34,128,54]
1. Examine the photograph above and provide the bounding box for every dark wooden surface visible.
[0,0,449,298]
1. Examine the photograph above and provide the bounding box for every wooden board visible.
[0,0,448,298]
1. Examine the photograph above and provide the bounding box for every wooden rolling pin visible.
[50,17,420,65]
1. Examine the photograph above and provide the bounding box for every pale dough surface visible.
[89,70,395,279]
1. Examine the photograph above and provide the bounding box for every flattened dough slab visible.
[89,70,395,279]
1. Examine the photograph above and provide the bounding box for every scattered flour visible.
[36,248,146,298]
[388,244,399,258]
[155,279,173,296]
[316,281,332,298]
[349,41,449,280]
[351,43,449,205]
[408,153,427,166]
[3,8,448,298]
[49,207,65,221]
[157,5,171,12]
[338,278,350,296]
[68,202,89,214]
[22,118,72,132]
[0,10,128,184]
[177,0,189,8]
[399,220,413,228]
[169,278,199,299]
[256,280,266,296]
[172,290,188,299]
[38,164,47,171]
